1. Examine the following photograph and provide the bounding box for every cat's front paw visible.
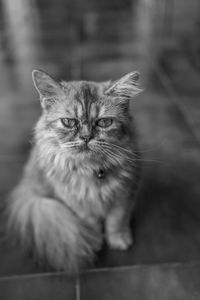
[107,230,133,251]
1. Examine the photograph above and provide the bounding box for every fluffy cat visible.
[6,70,142,273]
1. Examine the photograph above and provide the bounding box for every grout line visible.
[76,276,81,300]
[1,260,200,281]
[83,260,200,275]
[0,271,75,282]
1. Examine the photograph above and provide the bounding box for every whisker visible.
[92,144,122,165]
[95,141,135,161]
[102,149,123,165]
[60,141,81,149]
[97,142,142,164]
[94,142,137,166]
[96,141,166,161]
[124,157,165,165]
[97,141,134,156]
[94,141,164,166]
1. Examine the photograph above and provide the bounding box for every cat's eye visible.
[61,118,78,128]
[96,118,113,128]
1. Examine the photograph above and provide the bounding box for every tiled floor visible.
[1,262,200,300]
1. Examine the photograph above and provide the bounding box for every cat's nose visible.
[80,124,91,143]
[80,135,91,143]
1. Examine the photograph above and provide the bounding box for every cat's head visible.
[32,70,142,169]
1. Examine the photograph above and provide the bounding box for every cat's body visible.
[6,71,142,273]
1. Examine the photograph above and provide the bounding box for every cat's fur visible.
[6,70,142,273]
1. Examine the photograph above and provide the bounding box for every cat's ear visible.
[32,69,63,109]
[105,71,143,100]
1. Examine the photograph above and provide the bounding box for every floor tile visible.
[80,263,200,300]
[0,274,77,300]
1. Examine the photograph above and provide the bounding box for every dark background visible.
[0,0,200,299]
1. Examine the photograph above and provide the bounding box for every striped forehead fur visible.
[50,80,130,123]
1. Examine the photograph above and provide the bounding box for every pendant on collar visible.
[96,168,106,179]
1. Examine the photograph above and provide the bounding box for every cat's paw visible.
[107,230,133,251]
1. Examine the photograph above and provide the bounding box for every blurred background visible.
[0,0,200,298]
[0,0,199,194]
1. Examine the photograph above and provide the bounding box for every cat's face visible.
[32,70,142,165]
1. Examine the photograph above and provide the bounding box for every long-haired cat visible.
[6,70,142,273]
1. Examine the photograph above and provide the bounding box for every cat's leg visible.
[105,203,134,250]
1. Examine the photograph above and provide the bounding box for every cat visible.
[6,70,143,273]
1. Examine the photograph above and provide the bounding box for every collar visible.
[95,168,106,179]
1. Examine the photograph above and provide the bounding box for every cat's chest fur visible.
[51,166,123,218]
